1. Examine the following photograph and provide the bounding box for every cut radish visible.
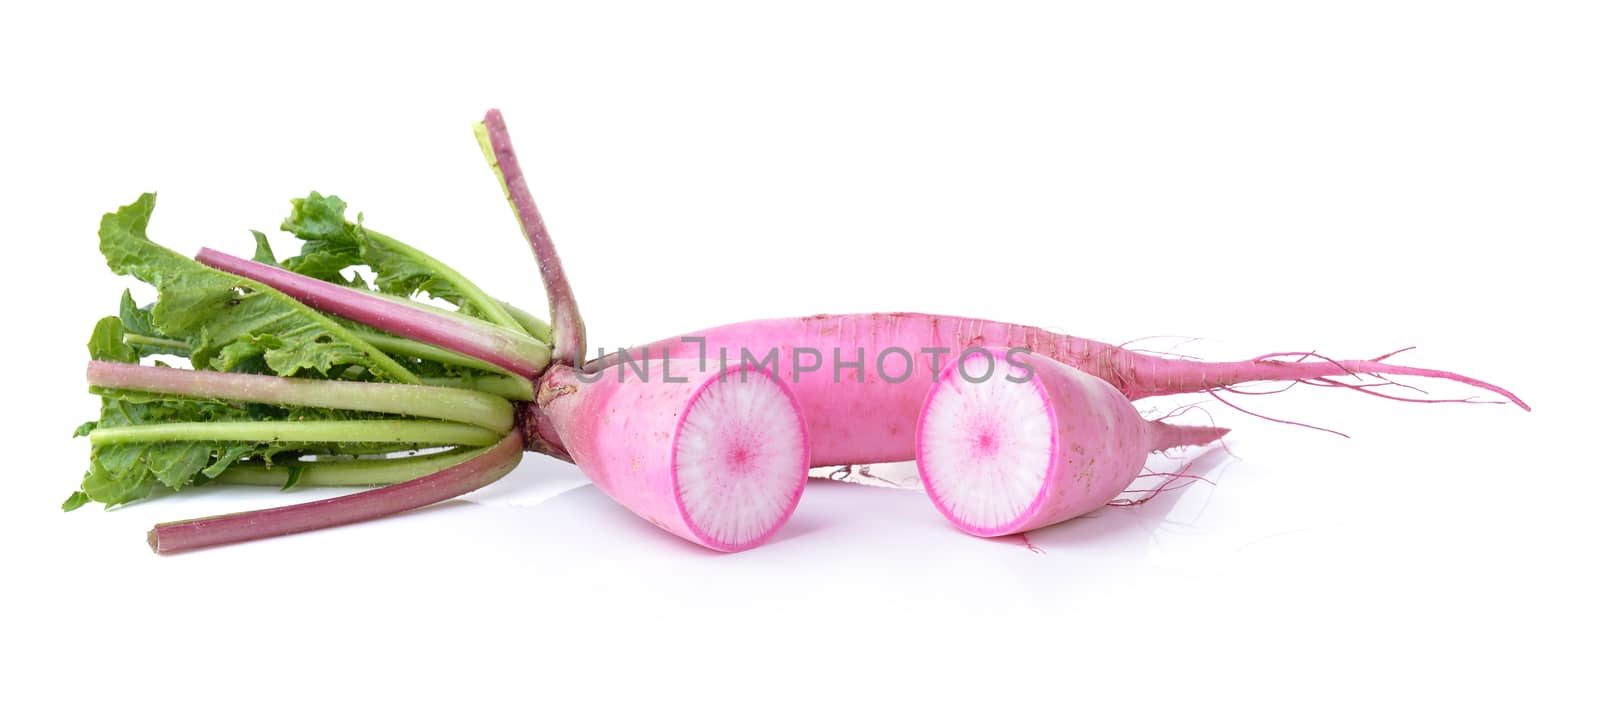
[537,363,810,551]
[916,348,1227,537]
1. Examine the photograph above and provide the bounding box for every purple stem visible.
[481,109,587,366]
[196,248,545,378]
[148,432,523,554]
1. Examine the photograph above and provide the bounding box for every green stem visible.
[350,286,551,354]
[499,300,553,344]
[214,448,483,487]
[89,420,501,447]
[351,330,537,399]
[354,291,553,366]
[361,227,527,333]
[148,433,524,553]
[124,333,188,353]
[355,330,527,377]
[419,375,535,402]
[87,361,513,432]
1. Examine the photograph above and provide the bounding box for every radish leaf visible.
[280,192,526,331]
[99,194,418,382]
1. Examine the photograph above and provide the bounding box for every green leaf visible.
[282,465,305,491]
[150,443,214,490]
[250,230,278,265]
[71,194,513,511]
[98,193,416,382]
[61,491,90,512]
[213,334,285,372]
[81,442,233,506]
[279,194,366,286]
[203,445,253,479]
[84,443,158,505]
[92,392,256,427]
[71,389,458,508]
[282,192,351,244]
[88,316,139,363]
[119,290,159,337]
[280,192,525,330]
[117,290,190,358]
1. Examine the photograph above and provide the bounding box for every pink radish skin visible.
[534,363,811,552]
[595,313,1526,466]
[917,348,1227,537]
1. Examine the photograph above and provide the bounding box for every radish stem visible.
[123,333,188,353]
[88,420,501,448]
[355,225,526,333]
[476,110,587,366]
[354,329,517,374]
[87,361,514,432]
[212,447,483,487]
[419,375,535,402]
[148,432,523,553]
[499,300,553,344]
[195,248,550,378]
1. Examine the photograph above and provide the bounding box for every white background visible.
[2,2,1593,717]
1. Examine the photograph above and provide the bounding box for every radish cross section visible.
[674,370,811,548]
[917,348,1228,537]
[917,356,1056,532]
[538,364,810,552]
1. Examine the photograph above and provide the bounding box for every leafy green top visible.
[70,193,538,511]
[74,319,424,508]
[279,192,526,331]
[100,194,417,382]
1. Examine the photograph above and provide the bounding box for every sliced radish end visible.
[917,363,1056,536]
[672,368,810,552]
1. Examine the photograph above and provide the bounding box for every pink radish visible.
[100,108,1524,554]
[589,313,1528,466]
[916,347,1226,536]
[532,362,811,552]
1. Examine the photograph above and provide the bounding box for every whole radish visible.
[587,313,1527,466]
[916,347,1225,536]
[96,108,1527,554]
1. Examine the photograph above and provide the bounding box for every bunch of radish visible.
[72,109,1527,553]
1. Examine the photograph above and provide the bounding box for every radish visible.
[588,314,1528,466]
[532,363,810,552]
[70,107,1527,554]
[916,347,1226,536]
